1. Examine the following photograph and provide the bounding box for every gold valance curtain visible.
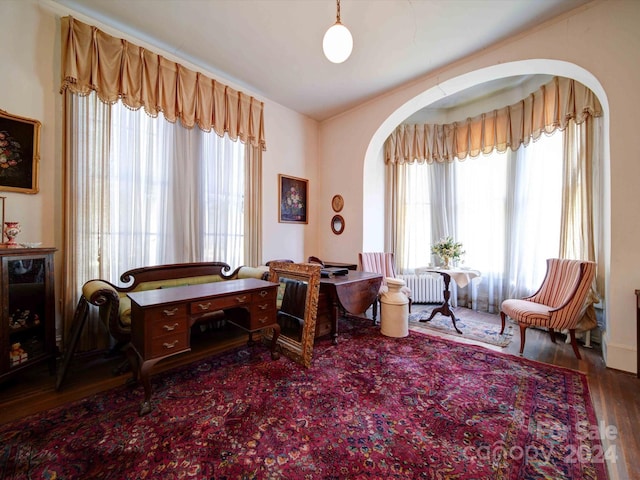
[385,76,601,164]
[60,16,266,150]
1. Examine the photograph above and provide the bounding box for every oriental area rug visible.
[408,308,515,347]
[0,320,608,479]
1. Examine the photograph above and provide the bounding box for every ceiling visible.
[50,0,591,121]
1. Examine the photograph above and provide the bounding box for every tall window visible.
[398,131,564,311]
[68,92,247,287]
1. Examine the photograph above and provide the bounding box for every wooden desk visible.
[317,271,383,344]
[128,278,280,415]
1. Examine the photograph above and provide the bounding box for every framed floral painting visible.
[279,174,308,224]
[0,110,40,194]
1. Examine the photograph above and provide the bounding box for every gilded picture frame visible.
[0,110,40,194]
[265,262,321,367]
[278,174,308,224]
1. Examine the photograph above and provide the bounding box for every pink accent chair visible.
[358,252,412,321]
[500,258,596,359]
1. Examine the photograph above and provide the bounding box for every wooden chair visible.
[358,252,412,321]
[500,258,596,358]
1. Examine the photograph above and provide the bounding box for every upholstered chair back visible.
[358,252,397,286]
[357,251,412,321]
[528,258,596,331]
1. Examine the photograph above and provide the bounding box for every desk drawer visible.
[190,294,250,314]
[252,288,276,303]
[248,306,276,330]
[149,331,189,358]
[145,303,187,319]
[150,316,188,339]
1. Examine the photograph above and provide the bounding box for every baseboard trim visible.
[602,332,637,374]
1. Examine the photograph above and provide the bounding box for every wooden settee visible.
[56,262,269,390]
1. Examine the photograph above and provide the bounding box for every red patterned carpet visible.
[0,318,608,479]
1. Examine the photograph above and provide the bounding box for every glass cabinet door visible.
[1,250,55,379]
[6,257,47,368]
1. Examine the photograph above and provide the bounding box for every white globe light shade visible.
[323,23,353,63]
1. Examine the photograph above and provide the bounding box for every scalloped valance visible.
[60,16,266,150]
[385,76,601,164]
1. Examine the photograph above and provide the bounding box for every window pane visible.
[402,164,432,269]
[69,93,246,285]
[398,130,564,309]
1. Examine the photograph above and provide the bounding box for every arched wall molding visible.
[362,59,611,359]
[364,60,609,169]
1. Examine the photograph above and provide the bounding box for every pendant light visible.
[323,0,353,63]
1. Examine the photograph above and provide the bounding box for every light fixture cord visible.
[336,0,341,23]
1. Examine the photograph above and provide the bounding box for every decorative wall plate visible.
[331,214,345,235]
[331,194,344,212]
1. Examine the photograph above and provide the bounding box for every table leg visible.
[329,292,340,345]
[419,273,462,334]
[137,358,163,416]
[127,345,161,417]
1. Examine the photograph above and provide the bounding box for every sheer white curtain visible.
[396,131,564,312]
[502,133,563,302]
[64,91,248,352]
[396,162,432,271]
[76,93,247,285]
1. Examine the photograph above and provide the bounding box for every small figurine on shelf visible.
[9,342,28,366]
[8,309,31,329]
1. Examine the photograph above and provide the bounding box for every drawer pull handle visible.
[163,323,179,332]
[258,316,268,324]
[259,290,268,297]
[163,308,179,316]
[163,340,179,349]
[258,303,269,310]
[197,302,212,311]
[235,295,247,303]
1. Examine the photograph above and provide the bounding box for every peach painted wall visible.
[317,0,640,373]
[261,101,319,264]
[0,1,59,250]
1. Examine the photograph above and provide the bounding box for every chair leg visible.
[500,311,506,334]
[519,324,528,356]
[568,329,582,359]
[372,298,378,322]
[548,328,556,344]
[56,296,90,391]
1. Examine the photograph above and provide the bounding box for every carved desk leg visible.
[137,358,164,416]
[127,345,163,416]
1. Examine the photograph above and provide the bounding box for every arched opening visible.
[362,59,610,357]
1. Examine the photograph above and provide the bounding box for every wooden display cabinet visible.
[0,247,57,383]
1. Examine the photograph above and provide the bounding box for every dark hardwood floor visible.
[1,306,638,479]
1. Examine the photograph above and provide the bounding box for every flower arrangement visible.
[284,186,304,215]
[431,236,465,268]
[0,130,23,170]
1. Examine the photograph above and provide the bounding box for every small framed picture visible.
[279,174,308,224]
[0,110,40,194]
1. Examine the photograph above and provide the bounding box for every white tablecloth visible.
[415,266,481,289]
